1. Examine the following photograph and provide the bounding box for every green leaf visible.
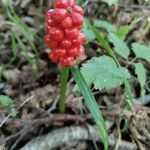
[83,18,95,43]
[94,20,117,33]
[90,24,133,111]
[134,63,147,96]
[10,108,19,117]
[132,43,150,63]
[101,0,120,5]
[146,81,150,93]
[108,33,130,59]
[11,33,17,57]
[0,34,18,77]
[117,25,129,40]
[80,55,130,90]
[71,66,108,150]
[0,95,13,107]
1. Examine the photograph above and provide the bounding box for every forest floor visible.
[0,0,150,150]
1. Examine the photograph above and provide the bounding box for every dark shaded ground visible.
[0,0,150,149]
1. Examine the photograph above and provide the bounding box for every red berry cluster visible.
[44,0,86,67]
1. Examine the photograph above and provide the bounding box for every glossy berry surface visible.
[44,0,86,67]
[71,12,83,25]
[73,5,84,15]
[60,56,74,67]
[65,27,79,39]
[55,0,68,8]
[60,16,72,28]
[49,27,64,41]
[61,39,72,48]
[48,52,59,63]
[67,46,79,57]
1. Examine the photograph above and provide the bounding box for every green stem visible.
[59,66,69,113]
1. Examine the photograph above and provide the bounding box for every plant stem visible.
[59,66,69,113]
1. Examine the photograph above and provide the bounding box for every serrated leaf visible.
[89,22,133,110]
[81,56,130,90]
[82,18,95,43]
[132,43,150,63]
[108,33,130,59]
[117,25,129,40]
[0,95,13,107]
[101,0,120,5]
[134,63,146,96]
[94,20,117,33]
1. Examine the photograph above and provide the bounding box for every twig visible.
[9,129,27,150]
[133,94,150,105]
[1,114,91,128]
[21,125,137,150]
[46,96,59,113]
[0,129,25,145]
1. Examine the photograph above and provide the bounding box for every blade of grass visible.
[8,13,39,56]
[4,1,40,71]
[14,33,33,66]
[0,34,17,76]
[71,66,109,150]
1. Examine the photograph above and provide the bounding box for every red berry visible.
[48,52,59,63]
[47,19,55,26]
[55,0,68,8]
[78,33,86,44]
[51,9,67,23]
[67,0,75,7]
[61,39,72,48]
[60,16,72,28]
[76,24,83,30]
[46,9,54,18]
[67,46,79,57]
[65,27,79,39]
[44,34,50,44]
[72,39,78,46]
[45,0,86,66]
[60,56,74,67]
[78,45,85,55]
[49,27,64,41]
[48,38,59,49]
[71,12,83,25]
[54,48,67,57]
[73,5,84,15]
[72,33,86,46]
[46,10,56,26]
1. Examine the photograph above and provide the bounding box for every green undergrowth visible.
[80,17,149,148]
[1,0,40,79]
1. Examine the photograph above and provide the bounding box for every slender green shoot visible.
[3,0,40,72]
[59,67,70,113]
[0,34,17,77]
[71,66,109,150]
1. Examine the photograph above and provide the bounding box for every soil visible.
[0,0,150,149]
